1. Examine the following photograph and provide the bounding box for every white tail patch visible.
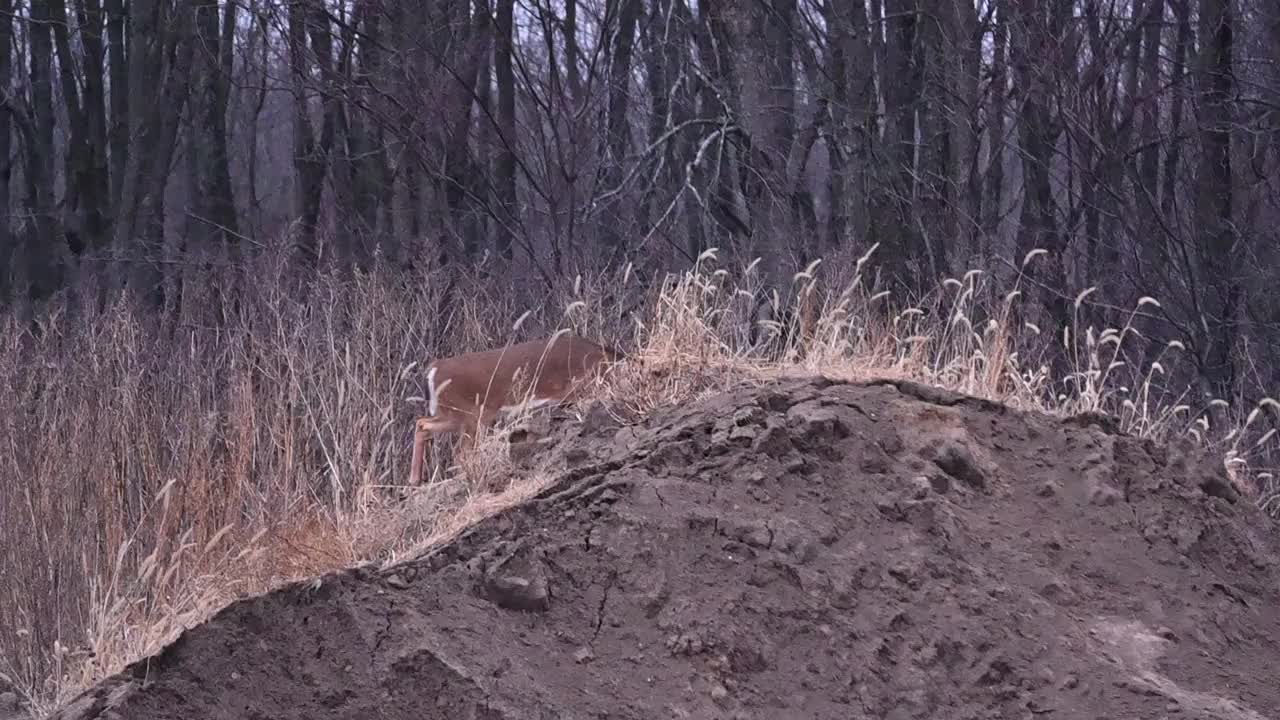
[427,365,439,417]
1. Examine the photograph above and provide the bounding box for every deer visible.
[408,332,625,485]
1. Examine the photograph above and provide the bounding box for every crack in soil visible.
[592,571,617,642]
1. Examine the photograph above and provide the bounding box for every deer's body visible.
[409,334,624,484]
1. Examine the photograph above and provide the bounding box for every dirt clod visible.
[928,439,988,490]
[909,475,934,499]
[47,377,1280,720]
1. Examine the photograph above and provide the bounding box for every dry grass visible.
[1,246,1277,716]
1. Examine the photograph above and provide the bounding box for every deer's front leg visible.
[408,423,430,486]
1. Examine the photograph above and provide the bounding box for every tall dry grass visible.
[1,246,1276,716]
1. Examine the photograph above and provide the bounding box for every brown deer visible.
[408,333,625,485]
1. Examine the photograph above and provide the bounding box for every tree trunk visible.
[494,0,517,260]
[1010,0,1071,338]
[189,0,240,250]
[690,0,748,257]
[636,0,670,236]
[307,1,354,252]
[670,0,709,261]
[115,0,192,248]
[564,0,582,100]
[288,0,328,267]
[947,0,981,265]
[105,0,128,210]
[1136,0,1166,203]
[600,0,642,256]
[0,0,11,301]
[470,0,494,264]
[1161,0,1191,219]
[28,0,60,299]
[1194,0,1239,398]
[983,0,1007,259]
[52,0,110,259]
[439,0,485,263]
[350,0,392,254]
[871,0,921,286]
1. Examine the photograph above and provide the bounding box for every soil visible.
[47,376,1280,720]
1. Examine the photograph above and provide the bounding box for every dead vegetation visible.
[2,247,1278,717]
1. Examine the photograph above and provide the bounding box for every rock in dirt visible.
[47,377,1280,720]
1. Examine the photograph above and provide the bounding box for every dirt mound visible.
[50,377,1280,720]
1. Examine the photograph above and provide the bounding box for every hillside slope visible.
[49,377,1280,720]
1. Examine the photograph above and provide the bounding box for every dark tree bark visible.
[1161,0,1192,219]
[722,0,800,269]
[1079,0,1104,281]
[1136,0,1166,204]
[563,0,582,100]
[916,2,948,274]
[635,0,694,250]
[243,0,271,235]
[0,0,11,301]
[827,1,876,257]
[983,0,1008,258]
[689,0,748,257]
[28,0,60,298]
[494,0,517,260]
[51,0,110,259]
[105,0,129,210]
[114,0,197,266]
[821,0,854,253]
[761,0,800,254]
[349,0,392,250]
[287,0,329,267]
[438,0,486,263]
[1194,0,1240,398]
[1010,0,1072,336]
[871,0,922,286]
[469,0,494,262]
[306,1,355,246]
[637,0,670,234]
[945,0,981,263]
[188,0,241,250]
[600,0,642,255]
